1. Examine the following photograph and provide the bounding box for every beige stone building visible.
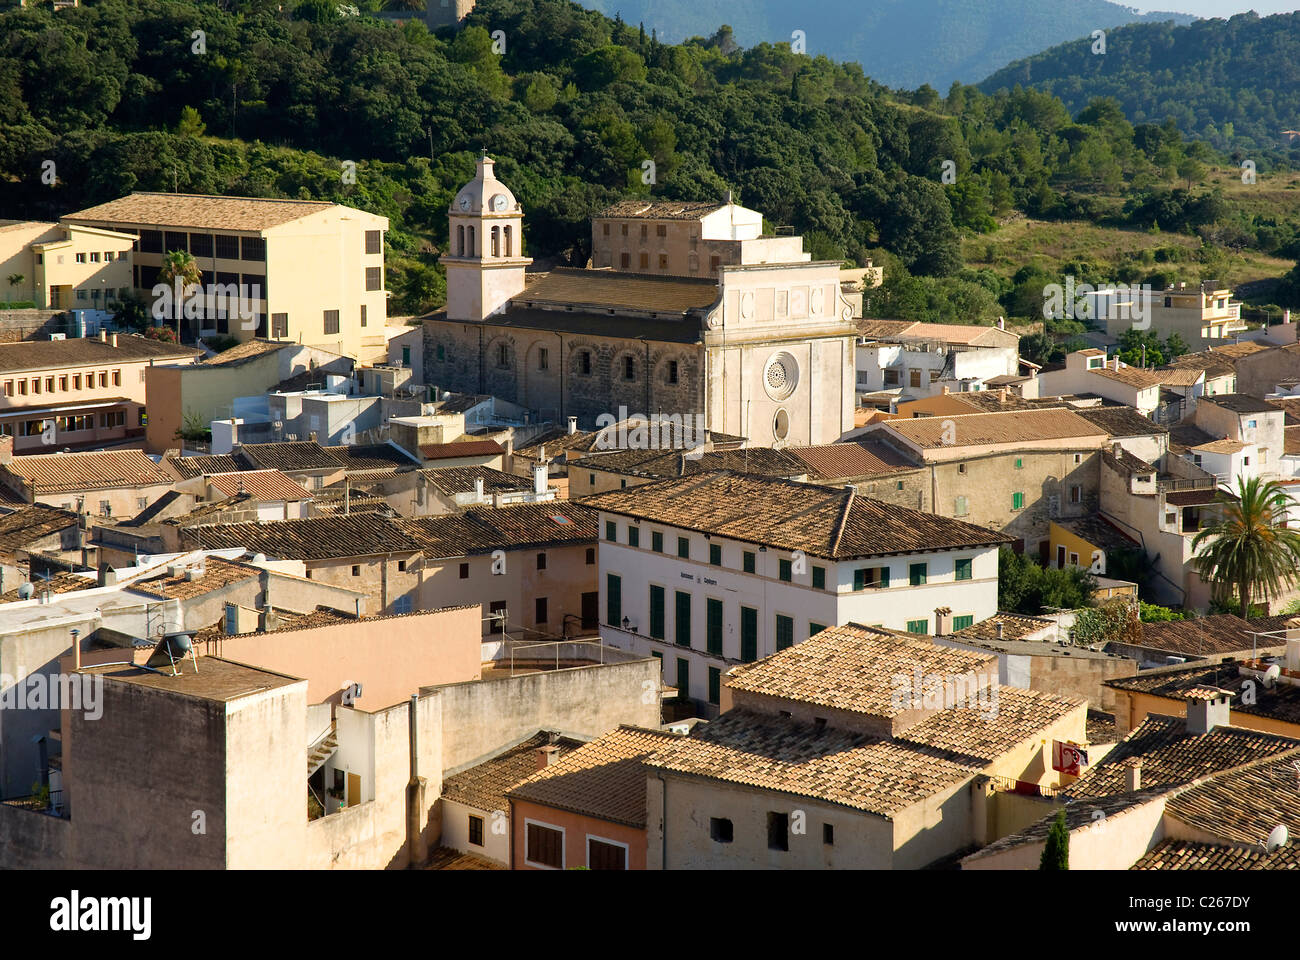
[61,193,390,360]
[0,220,137,310]
[423,158,858,447]
[0,443,177,518]
[1103,281,1247,348]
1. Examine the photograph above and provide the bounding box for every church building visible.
[421,157,858,447]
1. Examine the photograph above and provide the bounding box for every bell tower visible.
[444,156,531,322]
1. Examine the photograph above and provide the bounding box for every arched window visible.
[504,225,513,257]
[467,226,475,257]
[457,225,465,257]
[491,226,500,258]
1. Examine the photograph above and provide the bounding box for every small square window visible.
[351,565,360,577]
[710,818,733,843]
[397,560,407,572]
[812,566,825,589]
[459,563,469,579]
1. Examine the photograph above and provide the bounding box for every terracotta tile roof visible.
[1202,393,1281,415]
[0,570,91,602]
[856,319,1015,346]
[789,439,917,480]
[577,446,806,480]
[0,335,198,374]
[0,504,78,554]
[424,846,506,870]
[1164,752,1300,846]
[1269,397,1300,426]
[952,612,1055,643]
[395,502,597,558]
[896,686,1085,765]
[1104,446,1157,476]
[62,192,336,231]
[1154,367,1206,387]
[1132,614,1287,657]
[1091,364,1165,388]
[880,409,1106,449]
[204,470,311,502]
[1062,715,1300,801]
[236,441,345,473]
[2,450,173,493]
[723,623,997,720]
[163,453,243,480]
[1088,710,1118,744]
[198,339,287,366]
[1073,405,1167,438]
[321,443,419,473]
[1164,488,1229,506]
[419,440,504,461]
[645,709,978,816]
[581,471,1010,559]
[1104,658,1300,727]
[420,466,532,496]
[1132,837,1300,870]
[515,268,719,314]
[1167,423,1218,454]
[596,199,728,220]
[1056,515,1139,553]
[856,319,916,340]
[179,514,421,560]
[441,732,585,815]
[127,556,261,601]
[507,726,680,827]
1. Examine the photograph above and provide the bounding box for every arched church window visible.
[491,226,500,258]
[457,225,465,257]
[467,226,475,257]
[504,225,513,257]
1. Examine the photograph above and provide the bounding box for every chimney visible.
[474,476,484,501]
[1185,691,1232,735]
[567,416,578,435]
[531,461,547,496]
[0,435,13,465]
[940,385,950,395]
[535,745,560,769]
[308,431,317,443]
[934,606,953,636]
[996,621,1004,640]
[997,316,1005,331]
[999,387,1008,404]
[110,333,119,348]
[1125,762,1142,792]
[98,328,107,343]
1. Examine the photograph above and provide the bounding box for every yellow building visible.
[0,221,137,310]
[60,193,390,361]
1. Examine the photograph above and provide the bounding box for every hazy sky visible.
[1148,2,1298,14]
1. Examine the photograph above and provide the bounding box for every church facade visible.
[421,157,858,447]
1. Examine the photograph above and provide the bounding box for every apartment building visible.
[1037,350,1164,418]
[0,332,199,451]
[0,220,138,310]
[61,193,389,360]
[0,442,176,517]
[590,198,808,278]
[855,319,1024,402]
[1103,281,1246,348]
[587,471,1009,711]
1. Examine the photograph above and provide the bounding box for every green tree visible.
[157,250,202,340]
[1191,477,1300,618]
[1040,809,1069,870]
[177,105,206,138]
[5,273,22,303]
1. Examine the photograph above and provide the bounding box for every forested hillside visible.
[1,0,1297,335]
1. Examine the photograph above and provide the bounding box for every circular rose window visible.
[763,352,799,401]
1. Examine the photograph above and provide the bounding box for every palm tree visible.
[1191,476,1300,618]
[157,250,201,341]
[5,273,22,304]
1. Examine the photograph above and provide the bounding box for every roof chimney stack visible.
[567,416,578,435]
[536,745,560,769]
[1125,762,1142,792]
[1185,689,1232,735]
[996,621,1004,640]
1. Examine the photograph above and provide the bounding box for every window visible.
[89,252,100,263]
[809,621,827,637]
[587,837,627,870]
[271,313,289,338]
[537,347,549,370]
[667,360,679,385]
[1070,484,1081,504]
[676,657,689,696]
[112,370,121,387]
[954,496,968,516]
[623,356,635,381]
[768,812,789,852]
[812,566,826,589]
[72,375,80,390]
[365,266,382,291]
[1069,552,1079,567]
[779,559,792,582]
[525,822,564,869]
[953,614,974,631]
[710,818,733,843]
[1014,457,1023,469]
[603,224,610,236]
[360,305,367,327]
[652,531,663,553]
[189,233,213,258]
[1012,492,1025,510]
[58,376,67,392]
[741,606,758,662]
[628,527,639,548]
[468,815,484,847]
[706,598,723,655]
[99,500,111,516]
[957,463,966,475]
[775,614,794,650]
[620,253,630,269]
[823,823,834,845]
[955,558,972,581]
[351,565,360,577]
[579,351,592,375]
[854,566,889,590]
[45,377,54,392]
[98,372,107,388]
[650,585,665,639]
[140,230,163,254]
[883,369,900,386]
[639,252,649,269]
[607,574,621,627]
[677,536,689,559]
[75,253,86,264]
[240,236,266,262]
[213,234,239,259]
[709,255,720,272]
[365,230,382,255]
[324,310,340,335]
[909,563,927,586]
[535,597,548,624]
[675,591,691,647]
[605,520,617,542]
[743,551,755,574]
[31,378,39,394]
[1073,453,1082,465]
[707,666,721,704]
[585,547,595,565]
[659,254,669,270]
[906,618,928,634]
[709,543,721,566]
[909,369,922,388]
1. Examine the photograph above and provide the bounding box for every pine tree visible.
[1040,809,1069,870]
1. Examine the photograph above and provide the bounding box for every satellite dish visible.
[1267,824,1289,853]
[1264,664,1282,688]
[17,583,33,599]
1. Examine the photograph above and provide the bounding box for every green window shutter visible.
[1015,457,1023,469]
[651,650,662,663]
[952,614,974,631]
[652,531,663,553]
[707,598,723,655]
[676,657,689,695]
[906,618,928,634]
[775,614,794,650]
[649,585,665,640]
[741,606,758,662]
[880,567,890,588]
[955,557,972,581]
[675,591,691,647]
[812,566,825,589]
[708,667,721,705]
[605,521,617,541]
[1013,492,1024,510]
[606,574,621,627]
[779,559,792,582]
[709,543,722,566]
[743,551,755,574]
[629,526,640,548]
[677,536,690,559]
[809,622,826,637]
[853,568,866,591]
[909,563,927,586]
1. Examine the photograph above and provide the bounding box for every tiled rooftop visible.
[578,446,807,481]
[126,556,261,601]
[63,192,336,231]
[395,502,597,558]
[1130,613,1296,657]
[1201,393,1283,415]
[441,732,585,816]
[0,504,78,554]
[515,267,719,314]
[596,199,728,220]
[204,470,312,503]
[2,449,173,493]
[1132,837,1300,871]
[1073,405,1167,438]
[788,440,917,480]
[420,466,533,496]
[951,612,1055,643]
[0,335,198,374]
[178,514,421,560]
[162,453,243,480]
[1105,659,1300,725]
[235,441,346,473]
[880,409,1107,449]
[418,440,504,461]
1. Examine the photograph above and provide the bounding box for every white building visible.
[1038,349,1163,418]
[586,471,1008,713]
[855,320,1024,403]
